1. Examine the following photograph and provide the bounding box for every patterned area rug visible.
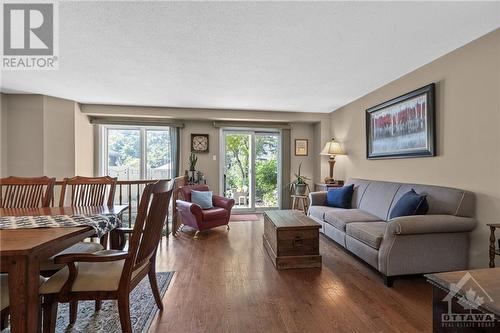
[4,272,174,333]
[229,214,260,222]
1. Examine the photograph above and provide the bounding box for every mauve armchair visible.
[176,185,235,238]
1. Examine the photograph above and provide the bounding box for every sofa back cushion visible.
[390,183,474,217]
[344,179,371,208]
[346,178,475,220]
[358,181,401,220]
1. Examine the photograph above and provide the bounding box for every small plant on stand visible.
[290,162,310,195]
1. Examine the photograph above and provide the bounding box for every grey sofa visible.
[308,178,477,286]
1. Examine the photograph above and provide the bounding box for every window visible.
[102,126,174,180]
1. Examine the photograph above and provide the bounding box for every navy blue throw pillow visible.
[389,189,429,219]
[326,184,354,209]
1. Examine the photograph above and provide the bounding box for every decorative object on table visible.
[326,184,354,209]
[314,182,344,192]
[51,272,174,333]
[320,138,346,184]
[176,184,235,238]
[0,214,120,238]
[366,83,436,159]
[289,162,311,196]
[488,223,500,268]
[191,133,209,153]
[187,152,199,184]
[294,139,308,156]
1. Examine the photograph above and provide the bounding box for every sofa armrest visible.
[176,200,203,217]
[309,191,327,206]
[386,215,477,235]
[213,195,235,211]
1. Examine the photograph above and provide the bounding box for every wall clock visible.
[191,134,209,153]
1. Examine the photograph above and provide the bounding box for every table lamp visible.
[320,138,345,184]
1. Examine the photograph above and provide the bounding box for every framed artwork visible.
[191,134,209,153]
[295,139,308,156]
[366,83,436,159]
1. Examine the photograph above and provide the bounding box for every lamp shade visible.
[320,138,345,156]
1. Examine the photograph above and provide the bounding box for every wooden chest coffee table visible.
[263,210,322,270]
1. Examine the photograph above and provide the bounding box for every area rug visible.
[12,272,174,333]
[229,214,260,222]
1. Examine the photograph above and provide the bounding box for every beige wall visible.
[291,123,315,185]
[2,94,94,178]
[74,103,94,176]
[330,29,500,268]
[4,94,44,176]
[43,96,76,179]
[0,94,7,177]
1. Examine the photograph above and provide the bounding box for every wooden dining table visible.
[0,205,128,333]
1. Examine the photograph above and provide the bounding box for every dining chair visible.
[171,175,188,236]
[0,176,55,208]
[40,180,173,333]
[59,176,117,207]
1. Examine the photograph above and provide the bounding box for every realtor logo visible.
[441,272,496,329]
[2,1,58,70]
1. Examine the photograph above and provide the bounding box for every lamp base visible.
[324,177,336,184]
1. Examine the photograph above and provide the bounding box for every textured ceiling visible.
[1,1,498,112]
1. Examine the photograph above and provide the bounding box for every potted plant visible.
[290,162,310,195]
[189,152,198,171]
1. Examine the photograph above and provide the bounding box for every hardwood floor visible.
[150,217,432,333]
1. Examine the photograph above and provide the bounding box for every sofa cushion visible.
[201,207,229,221]
[324,209,381,231]
[308,205,335,221]
[346,222,386,249]
[389,189,428,219]
[326,184,354,208]
[358,181,401,221]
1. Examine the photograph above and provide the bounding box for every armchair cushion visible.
[386,215,477,235]
[191,190,213,209]
[40,250,147,294]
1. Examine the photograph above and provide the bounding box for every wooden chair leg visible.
[0,308,9,331]
[69,300,77,325]
[148,265,164,310]
[100,234,108,250]
[42,296,58,333]
[95,300,102,311]
[117,294,132,333]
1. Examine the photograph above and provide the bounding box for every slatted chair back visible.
[124,180,172,274]
[59,176,117,207]
[171,175,187,233]
[0,176,55,208]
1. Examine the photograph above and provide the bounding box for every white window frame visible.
[98,124,172,179]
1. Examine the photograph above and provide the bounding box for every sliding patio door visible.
[221,130,281,211]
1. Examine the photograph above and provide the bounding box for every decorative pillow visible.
[191,190,213,209]
[389,189,429,219]
[326,184,354,209]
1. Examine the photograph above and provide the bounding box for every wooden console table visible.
[488,223,500,268]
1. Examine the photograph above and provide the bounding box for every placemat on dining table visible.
[0,214,120,238]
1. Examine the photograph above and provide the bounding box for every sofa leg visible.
[383,275,394,287]
[226,224,230,231]
[194,231,200,239]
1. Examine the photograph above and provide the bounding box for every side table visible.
[488,223,500,268]
[291,195,309,214]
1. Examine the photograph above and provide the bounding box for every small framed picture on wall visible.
[295,139,308,156]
